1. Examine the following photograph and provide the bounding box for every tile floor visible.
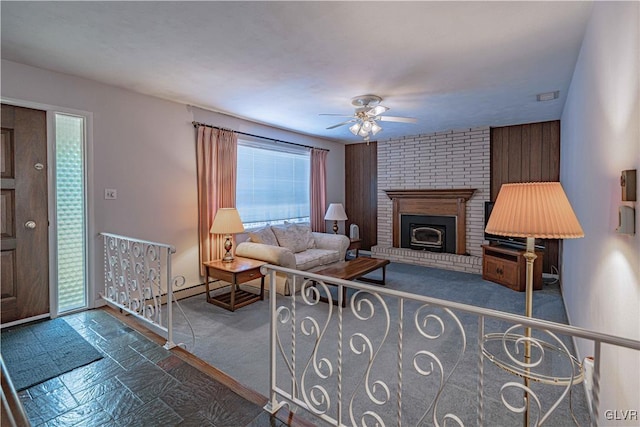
[13,309,300,426]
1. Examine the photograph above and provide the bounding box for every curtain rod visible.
[192,121,330,152]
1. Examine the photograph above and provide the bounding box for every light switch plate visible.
[104,189,117,200]
[616,205,635,235]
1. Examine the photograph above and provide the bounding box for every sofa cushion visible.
[296,223,316,249]
[295,249,340,271]
[271,223,311,253]
[247,226,279,247]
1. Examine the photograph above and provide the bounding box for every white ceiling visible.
[1,1,593,143]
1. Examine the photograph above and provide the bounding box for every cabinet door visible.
[483,257,503,282]
[500,262,519,289]
[483,256,520,290]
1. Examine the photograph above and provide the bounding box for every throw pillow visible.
[296,222,316,249]
[247,226,279,247]
[271,223,308,253]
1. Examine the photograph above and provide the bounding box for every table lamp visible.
[210,208,245,262]
[485,182,584,425]
[324,203,348,234]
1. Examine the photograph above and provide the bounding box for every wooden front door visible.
[1,104,49,323]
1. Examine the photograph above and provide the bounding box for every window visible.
[236,140,310,228]
[55,113,88,313]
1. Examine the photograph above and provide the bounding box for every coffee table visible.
[311,257,390,307]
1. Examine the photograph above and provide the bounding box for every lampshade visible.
[371,122,383,135]
[210,208,245,235]
[485,182,584,239]
[324,203,348,221]
[349,123,362,136]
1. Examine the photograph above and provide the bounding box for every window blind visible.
[236,140,310,227]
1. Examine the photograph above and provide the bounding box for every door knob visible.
[24,221,36,229]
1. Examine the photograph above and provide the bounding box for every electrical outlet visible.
[104,189,117,200]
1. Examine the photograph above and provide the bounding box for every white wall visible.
[560,2,639,423]
[0,59,345,304]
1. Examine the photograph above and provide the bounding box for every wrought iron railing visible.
[100,232,181,349]
[261,264,640,426]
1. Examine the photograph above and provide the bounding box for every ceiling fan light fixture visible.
[349,123,362,136]
[371,122,383,135]
[323,94,416,141]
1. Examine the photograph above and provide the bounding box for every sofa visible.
[235,222,350,295]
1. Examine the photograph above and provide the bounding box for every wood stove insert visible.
[385,189,476,255]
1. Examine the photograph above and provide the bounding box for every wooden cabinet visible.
[482,244,543,292]
[347,238,362,259]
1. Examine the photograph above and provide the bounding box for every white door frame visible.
[1,97,95,323]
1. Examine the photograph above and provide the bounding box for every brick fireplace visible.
[372,127,491,274]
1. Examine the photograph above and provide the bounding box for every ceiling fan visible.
[321,95,417,141]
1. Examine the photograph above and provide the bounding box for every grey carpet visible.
[172,262,589,426]
[1,317,104,391]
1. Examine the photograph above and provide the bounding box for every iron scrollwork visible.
[104,236,163,326]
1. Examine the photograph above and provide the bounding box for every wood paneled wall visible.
[490,120,561,274]
[491,120,560,199]
[345,142,377,250]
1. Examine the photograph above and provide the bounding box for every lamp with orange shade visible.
[485,182,584,318]
[485,182,584,425]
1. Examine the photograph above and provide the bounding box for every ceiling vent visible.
[537,91,560,102]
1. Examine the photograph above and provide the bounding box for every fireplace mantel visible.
[384,189,476,200]
[385,188,476,254]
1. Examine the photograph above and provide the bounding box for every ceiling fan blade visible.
[326,119,356,129]
[378,116,417,123]
[365,105,389,117]
[319,113,354,117]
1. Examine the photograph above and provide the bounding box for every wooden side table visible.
[203,257,266,311]
[347,238,362,259]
